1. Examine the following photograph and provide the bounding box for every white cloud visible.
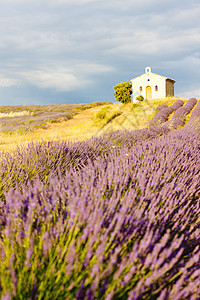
[180,89,200,99]
[16,63,113,91]
[170,4,200,25]
[105,26,200,62]
[0,76,20,88]
[0,0,200,103]
[50,0,97,4]
[76,63,113,74]
[18,68,89,91]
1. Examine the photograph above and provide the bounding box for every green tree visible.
[113,81,132,104]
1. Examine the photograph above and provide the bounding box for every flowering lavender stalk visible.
[0,110,200,299]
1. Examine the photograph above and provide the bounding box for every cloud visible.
[14,63,114,91]
[0,0,200,104]
[180,89,200,99]
[20,68,83,91]
[0,76,20,88]
[50,0,97,4]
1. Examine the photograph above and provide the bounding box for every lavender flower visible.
[0,100,200,298]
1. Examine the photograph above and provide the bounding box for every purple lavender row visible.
[0,127,200,298]
[164,97,197,129]
[155,104,168,111]
[149,100,184,125]
[185,99,200,130]
[0,104,197,204]
[0,126,172,200]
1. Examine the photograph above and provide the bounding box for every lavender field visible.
[0,98,200,299]
[0,102,109,134]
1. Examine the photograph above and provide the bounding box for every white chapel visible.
[130,67,176,101]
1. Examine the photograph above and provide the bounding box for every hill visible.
[0,97,189,153]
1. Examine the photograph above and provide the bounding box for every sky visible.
[0,0,200,105]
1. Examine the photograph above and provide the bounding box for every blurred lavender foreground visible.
[0,99,200,299]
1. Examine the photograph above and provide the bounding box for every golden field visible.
[0,97,192,154]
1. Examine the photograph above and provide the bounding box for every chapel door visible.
[146,86,152,100]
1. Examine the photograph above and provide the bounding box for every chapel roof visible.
[130,67,176,83]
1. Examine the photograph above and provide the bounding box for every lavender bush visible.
[185,99,200,130]
[155,104,168,111]
[0,100,200,299]
[149,100,184,125]
[166,98,197,129]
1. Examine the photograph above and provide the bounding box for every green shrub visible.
[94,106,111,120]
[93,106,121,128]
[95,110,106,120]
[106,111,121,123]
[136,95,144,101]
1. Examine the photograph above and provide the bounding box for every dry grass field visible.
[0,97,190,153]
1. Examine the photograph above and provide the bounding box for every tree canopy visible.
[113,81,132,104]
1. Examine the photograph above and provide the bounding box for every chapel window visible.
[139,86,142,92]
[155,85,158,91]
